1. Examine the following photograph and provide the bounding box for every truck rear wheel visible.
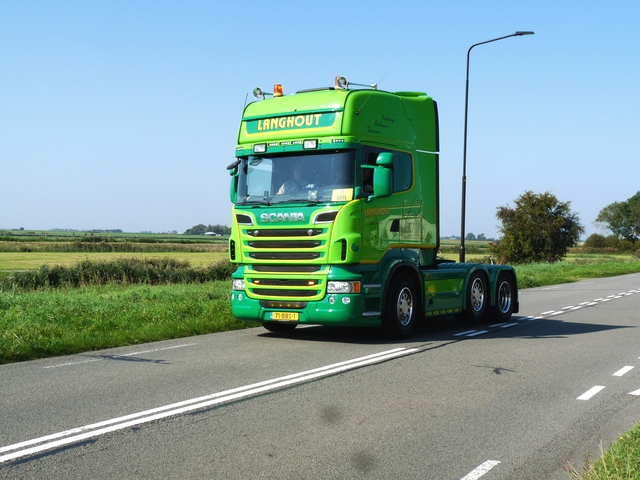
[492,272,515,322]
[383,275,418,338]
[458,271,487,323]
[261,322,297,333]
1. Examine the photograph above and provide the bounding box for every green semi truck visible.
[227,76,518,338]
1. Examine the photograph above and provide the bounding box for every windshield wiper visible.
[241,198,272,206]
[277,198,321,204]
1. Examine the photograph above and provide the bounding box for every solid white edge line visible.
[1,348,416,462]
[3,347,409,454]
[43,343,198,369]
[460,460,501,480]
[577,385,605,400]
[613,366,634,377]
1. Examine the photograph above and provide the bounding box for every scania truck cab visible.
[228,77,518,338]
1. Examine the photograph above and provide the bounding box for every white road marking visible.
[500,323,519,329]
[454,330,477,337]
[577,386,605,400]
[541,310,555,315]
[460,460,501,480]
[1,348,417,463]
[44,344,197,369]
[466,330,489,337]
[629,389,640,396]
[613,366,634,377]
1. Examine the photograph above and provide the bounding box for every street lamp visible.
[459,31,534,263]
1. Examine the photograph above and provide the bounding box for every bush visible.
[584,234,606,249]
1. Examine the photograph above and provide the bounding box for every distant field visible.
[0,251,228,271]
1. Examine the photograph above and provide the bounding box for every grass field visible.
[0,251,228,271]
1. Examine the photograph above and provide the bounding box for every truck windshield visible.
[236,150,355,205]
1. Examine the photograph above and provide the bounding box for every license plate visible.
[270,311,299,321]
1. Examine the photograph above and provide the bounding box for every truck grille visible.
[239,222,333,301]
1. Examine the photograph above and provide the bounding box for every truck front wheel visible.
[383,276,418,338]
[458,271,487,323]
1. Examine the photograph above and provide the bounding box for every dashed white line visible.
[460,460,501,480]
[613,366,634,377]
[629,389,640,396]
[577,385,605,400]
[500,323,519,329]
[454,330,477,337]
[466,330,489,337]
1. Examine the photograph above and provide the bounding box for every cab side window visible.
[362,147,413,194]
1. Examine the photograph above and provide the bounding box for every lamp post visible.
[459,31,534,263]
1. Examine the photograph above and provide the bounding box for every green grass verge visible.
[515,255,640,288]
[0,281,258,364]
[567,421,640,479]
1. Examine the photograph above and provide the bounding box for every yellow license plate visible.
[270,312,299,321]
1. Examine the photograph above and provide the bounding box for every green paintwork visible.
[228,82,518,329]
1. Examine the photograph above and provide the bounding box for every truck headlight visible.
[327,281,361,294]
[232,279,245,291]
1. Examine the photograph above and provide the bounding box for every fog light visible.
[237,293,243,301]
[328,295,335,305]
[342,297,351,305]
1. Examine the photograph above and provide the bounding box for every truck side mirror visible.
[227,160,240,203]
[367,152,393,201]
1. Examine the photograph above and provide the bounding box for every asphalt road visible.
[1,273,640,479]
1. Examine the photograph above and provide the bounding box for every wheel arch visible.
[381,261,424,316]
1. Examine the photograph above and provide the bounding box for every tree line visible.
[184,224,231,236]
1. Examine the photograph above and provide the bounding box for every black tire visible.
[261,322,297,333]
[458,271,488,323]
[491,272,516,322]
[383,275,418,339]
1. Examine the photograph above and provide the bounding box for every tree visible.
[465,232,476,241]
[595,191,640,243]
[492,191,584,264]
[583,233,606,249]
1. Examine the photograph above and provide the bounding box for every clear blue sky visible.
[2,1,638,238]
